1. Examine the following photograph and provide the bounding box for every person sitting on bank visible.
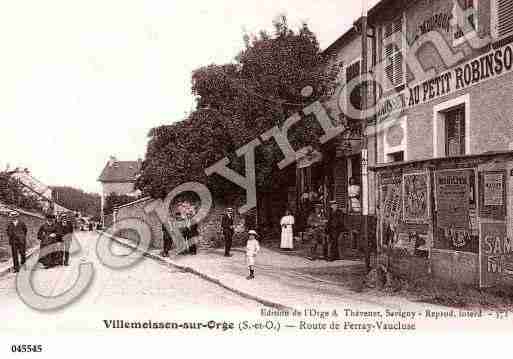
[307,205,326,261]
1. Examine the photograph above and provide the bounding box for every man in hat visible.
[58,214,74,266]
[326,201,346,261]
[221,208,235,257]
[6,211,28,273]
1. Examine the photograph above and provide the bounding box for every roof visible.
[322,27,358,57]
[98,160,141,183]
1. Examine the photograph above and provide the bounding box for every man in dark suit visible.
[6,211,28,273]
[326,201,346,261]
[221,208,235,257]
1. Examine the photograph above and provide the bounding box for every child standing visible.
[246,230,260,280]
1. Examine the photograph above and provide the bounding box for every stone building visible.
[97,156,142,223]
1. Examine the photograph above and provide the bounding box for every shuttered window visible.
[383,16,405,89]
[496,0,513,38]
[454,0,478,41]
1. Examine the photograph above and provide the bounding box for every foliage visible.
[137,16,336,199]
[0,171,43,212]
[51,186,101,218]
[103,193,137,216]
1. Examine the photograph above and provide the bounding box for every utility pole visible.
[360,3,371,273]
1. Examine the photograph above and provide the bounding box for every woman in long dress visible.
[280,209,295,251]
[38,215,61,268]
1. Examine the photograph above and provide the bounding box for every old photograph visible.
[1,0,513,355]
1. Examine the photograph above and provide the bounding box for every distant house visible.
[7,168,68,215]
[97,156,142,221]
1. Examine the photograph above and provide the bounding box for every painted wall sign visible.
[377,43,513,122]
[407,12,453,45]
[403,172,430,223]
[480,223,513,287]
[479,171,507,220]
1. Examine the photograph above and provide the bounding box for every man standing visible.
[59,215,74,266]
[307,205,326,261]
[6,211,27,273]
[221,208,235,257]
[326,201,346,261]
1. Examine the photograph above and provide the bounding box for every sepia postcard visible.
[1,0,513,357]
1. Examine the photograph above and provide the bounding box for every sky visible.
[0,0,379,194]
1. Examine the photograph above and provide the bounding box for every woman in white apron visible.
[280,209,295,250]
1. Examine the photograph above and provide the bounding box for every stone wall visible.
[113,198,248,251]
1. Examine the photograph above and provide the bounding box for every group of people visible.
[37,214,74,269]
[161,210,199,257]
[6,211,74,273]
[278,199,348,262]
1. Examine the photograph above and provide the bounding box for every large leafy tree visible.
[137,16,336,200]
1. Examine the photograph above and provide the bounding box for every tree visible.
[0,171,43,212]
[137,16,336,200]
[51,186,101,218]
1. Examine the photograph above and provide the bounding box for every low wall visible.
[113,198,248,250]
[0,209,45,262]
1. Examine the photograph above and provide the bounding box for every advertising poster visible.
[434,169,477,253]
[480,223,513,287]
[403,172,430,224]
[479,171,507,220]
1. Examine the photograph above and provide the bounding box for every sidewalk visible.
[0,247,38,277]
[107,233,445,311]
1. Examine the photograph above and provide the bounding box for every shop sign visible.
[480,223,513,287]
[377,42,513,122]
[403,172,430,224]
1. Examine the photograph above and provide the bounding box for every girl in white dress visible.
[280,209,295,250]
[246,230,260,280]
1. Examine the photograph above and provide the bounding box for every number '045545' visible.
[10,345,43,353]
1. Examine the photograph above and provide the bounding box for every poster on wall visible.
[480,222,513,287]
[434,169,478,253]
[479,171,507,220]
[403,172,430,224]
[435,169,470,230]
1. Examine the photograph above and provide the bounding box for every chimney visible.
[108,156,118,167]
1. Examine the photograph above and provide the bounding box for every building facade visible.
[97,156,142,223]
[362,0,513,287]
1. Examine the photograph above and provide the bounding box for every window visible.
[453,0,478,42]
[387,151,405,163]
[445,105,466,157]
[383,16,405,89]
[492,0,513,39]
[433,94,470,158]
